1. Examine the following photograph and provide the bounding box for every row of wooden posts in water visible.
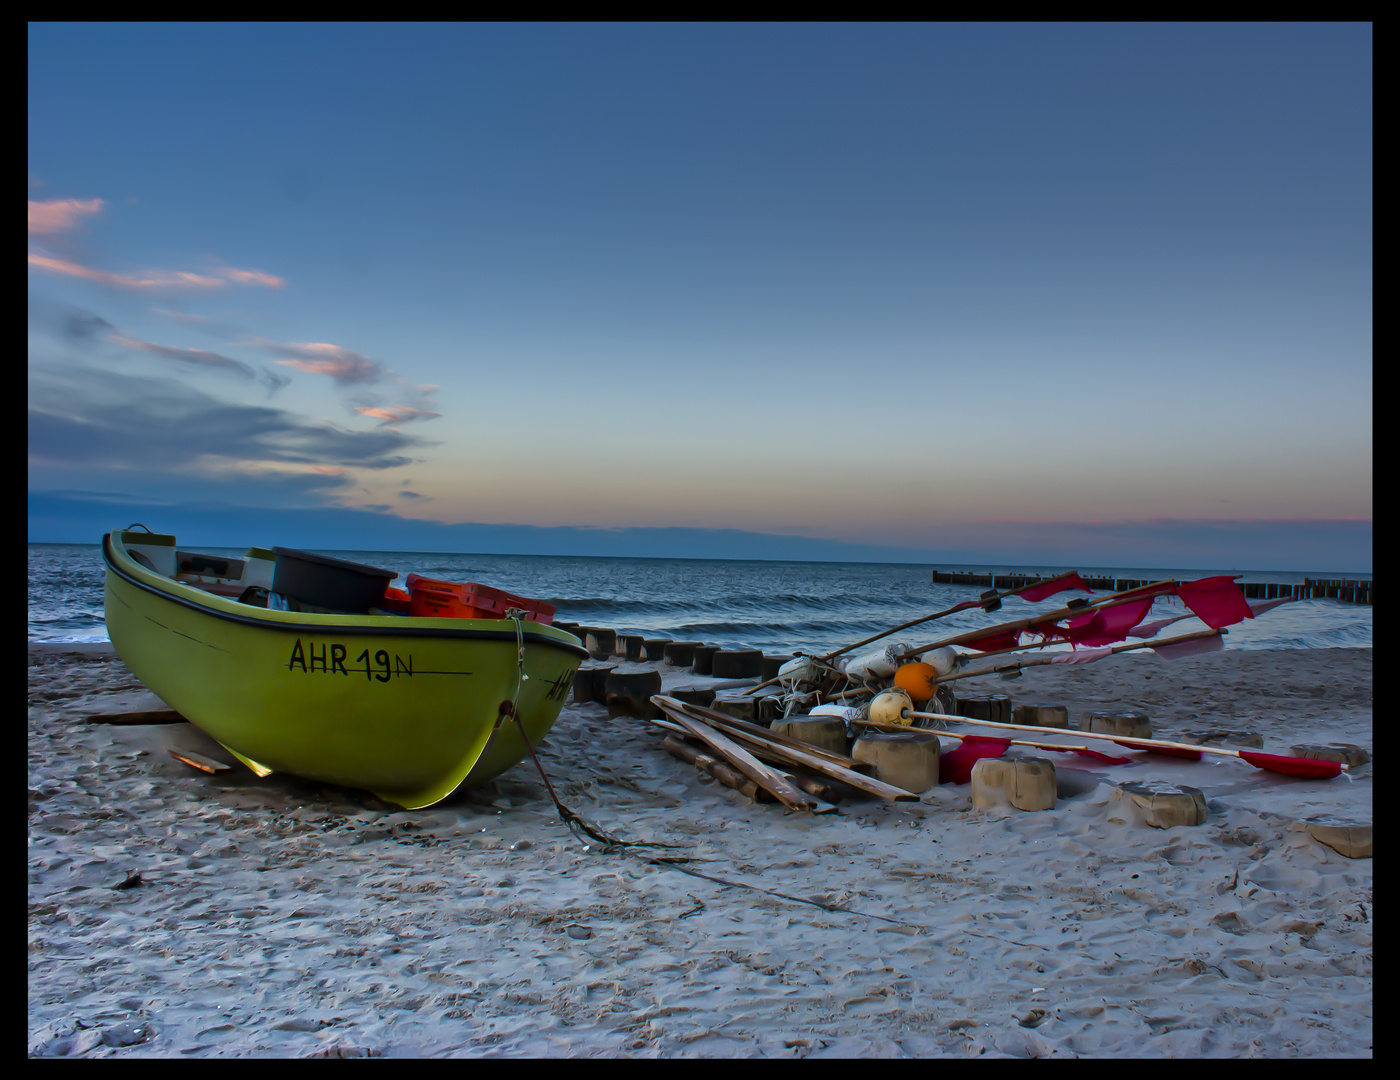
[931,571,1373,605]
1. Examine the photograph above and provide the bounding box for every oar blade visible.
[1113,740,1203,760]
[1239,751,1342,780]
[938,736,1010,785]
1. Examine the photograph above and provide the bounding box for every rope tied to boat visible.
[503,612,680,854]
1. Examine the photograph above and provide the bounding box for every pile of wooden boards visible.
[648,694,919,813]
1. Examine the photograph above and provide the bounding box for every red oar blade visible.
[939,736,1010,785]
[1239,751,1342,779]
[1064,747,1134,765]
[1113,740,1203,760]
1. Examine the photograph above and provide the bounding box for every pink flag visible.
[1016,572,1093,603]
[1247,597,1292,617]
[938,736,1011,785]
[958,628,1024,653]
[1176,576,1252,630]
[1065,596,1156,647]
[1150,633,1224,660]
[1050,647,1112,665]
[1126,613,1192,639]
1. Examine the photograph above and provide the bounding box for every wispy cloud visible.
[355,404,442,426]
[29,364,425,476]
[109,333,256,379]
[28,253,286,291]
[245,338,386,384]
[258,366,292,397]
[28,197,103,235]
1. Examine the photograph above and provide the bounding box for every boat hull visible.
[102,533,585,808]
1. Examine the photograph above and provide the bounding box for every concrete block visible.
[584,628,616,660]
[712,650,763,679]
[1012,703,1069,728]
[572,667,595,705]
[618,634,645,661]
[1291,816,1372,858]
[761,654,794,681]
[669,686,716,708]
[691,645,721,675]
[1180,730,1264,749]
[971,756,1056,811]
[1080,712,1152,739]
[1290,743,1370,767]
[604,670,663,720]
[852,731,941,793]
[589,664,616,705]
[1109,780,1208,828]
[641,638,673,662]
[770,715,848,756]
[662,641,703,667]
[709,693,762,723]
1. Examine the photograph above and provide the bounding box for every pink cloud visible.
[248,339,385,384]
[28,252,285,291]
[109,334,255,379]
[28,198,104,235]
[355,405,442,425]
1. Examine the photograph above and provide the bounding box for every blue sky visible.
[28,24,1372,569]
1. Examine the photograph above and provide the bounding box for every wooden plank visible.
[658,724,845,803]
[662,734,772,802]
[655,695,870,771]
[657,702,919,803]
[86,709,186,725]
[167,748,231,774]
[663,712,819,811]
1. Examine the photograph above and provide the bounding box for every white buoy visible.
[923,647,959,678]
[868,688,913,726]
[842,643,907,681]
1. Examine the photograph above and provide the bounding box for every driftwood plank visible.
[662,735,773,802]
[662,711,820,811]
[655,696,871,772]
[167,748,231,774]
[656,698,918,803]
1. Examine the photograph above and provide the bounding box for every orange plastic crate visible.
[404,574,555,624]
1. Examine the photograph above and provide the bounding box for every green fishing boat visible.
[102,529,586,808]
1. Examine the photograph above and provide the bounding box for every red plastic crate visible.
[378,586,413,614]
[404,574,555,624]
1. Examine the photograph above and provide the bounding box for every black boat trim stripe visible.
[102,534,590,660]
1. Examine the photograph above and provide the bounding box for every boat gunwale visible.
[102,532,589,659]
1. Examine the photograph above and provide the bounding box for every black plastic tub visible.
[271,547,396,613]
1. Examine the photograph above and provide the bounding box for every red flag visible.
[958,628,1024,653]
[1064,596,1156,647]
[1176,575,1253,630]
[938,736,1011,784]
[1016,572,1093,603]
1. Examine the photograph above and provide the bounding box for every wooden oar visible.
[932,628,1224,686]
[661,711,820,811]
[855,717,1133,764]
[901,709,1344,780]
[900,579,1180,661]
[820,571,1091,662]
[653,699,920,802]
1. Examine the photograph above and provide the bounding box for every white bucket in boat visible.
[241,547,277,590]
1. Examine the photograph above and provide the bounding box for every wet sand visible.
[28,643,1372,1057]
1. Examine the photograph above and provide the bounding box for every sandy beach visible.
[28,643,1372,1057]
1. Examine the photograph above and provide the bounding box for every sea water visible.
[28,543,1372,653]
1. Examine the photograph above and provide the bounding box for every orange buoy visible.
[893,662,938,705]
